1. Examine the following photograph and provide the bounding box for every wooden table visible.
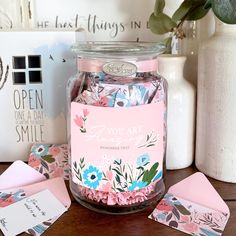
[0,163,235,236]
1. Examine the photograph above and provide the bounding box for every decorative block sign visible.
[0,31,76,161]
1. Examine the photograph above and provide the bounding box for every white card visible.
[0,190,66,236]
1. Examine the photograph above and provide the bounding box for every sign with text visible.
[32,0,182,41]
[0,31,75,161]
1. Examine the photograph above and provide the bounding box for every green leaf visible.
[143,162,150,166]
[212,228,223,234]
[204,0,212,9]
[174,204,191,215]
[142,170,149,183]
[137,172,144,180]
[44,173,50,179]
[142,162,159,184]
[116,188,125,192]
[172,207,180,220]
[137,166,144,171]
[211,0,236,24]
[163,37,172,53]
[42,155,55,163]
[114,159,121,165]
[154,0,165,16]
[186,4,210,20]
[166,213,173,222]
[73,161,77,169]
[115,174,121,184]
[112,168,122,176]
[41,160,49,170]
[125,172,128,180]
[149,162,159,174]
[172,0,210,22]
[149,13,177,35]
[129,175,133,183]
[147,144,155,147]
[172,0,193,22]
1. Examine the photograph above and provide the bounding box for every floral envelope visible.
[149,172,230,236]
[28,144,69,180]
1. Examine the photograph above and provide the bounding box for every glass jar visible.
[67,42,167,214]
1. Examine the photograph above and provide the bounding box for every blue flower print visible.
[157,213,166,221]
[12,190,26,201]
[32,144,49,158]
[132,85,149,104]
[200,228,220,236]
[83,166,102,189]
[137,153,150,167]
[164,194,181,206]
[32,225,47,234]
[114,93,131,107]
[128,181,147,191]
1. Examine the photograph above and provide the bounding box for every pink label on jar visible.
[71,102,164,192]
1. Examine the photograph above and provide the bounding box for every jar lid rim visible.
[71,41,166,56]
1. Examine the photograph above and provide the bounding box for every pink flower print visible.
[28,154,41,168]
[83,109,89,117]
[74,115,84,128]
[182,223,198,233]
[106,171,113,181]
[181,215,190,223]
[93,96,109,107]
[0,196,15,207]
[49,146,61,156]
[156,199,173,212]
[0,199,7,207]
[100,182,112,192]
[51,167,64,178]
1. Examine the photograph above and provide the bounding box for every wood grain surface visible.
[0,163,235,236]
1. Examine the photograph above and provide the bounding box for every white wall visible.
[1,0,183,41]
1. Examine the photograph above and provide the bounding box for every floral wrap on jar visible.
[68,42,167,214]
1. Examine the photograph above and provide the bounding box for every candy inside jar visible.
[67,42,167,214]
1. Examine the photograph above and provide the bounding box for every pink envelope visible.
[168,172,229,214]
[0,162,71,236]
[0,161,46,190]
[149,172,230,236]
[6,177,71,209]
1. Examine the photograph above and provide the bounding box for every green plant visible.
[149,0,236,51]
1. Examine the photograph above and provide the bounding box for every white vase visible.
[158,55,196,170]
[177,11,215,88]
[196,18,236,182]
[178,21,199,87]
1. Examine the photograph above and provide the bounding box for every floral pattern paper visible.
[73,156,162,192]
[149,193,229,236]
[28,144,69,180]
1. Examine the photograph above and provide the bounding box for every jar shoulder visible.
[199,33,236,52]
[168,79,195,92]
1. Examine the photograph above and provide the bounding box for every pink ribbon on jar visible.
[77,58,158,73]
